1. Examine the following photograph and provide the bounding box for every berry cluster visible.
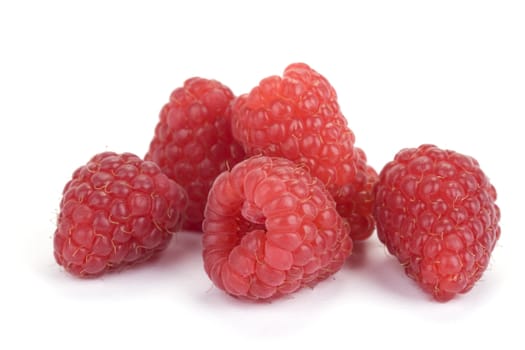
[231,63,377,241]
[203,156,352,300]
[54,63,500,302]
[54,152,187,276]
[145,78,245,231]
[374,144,500,301]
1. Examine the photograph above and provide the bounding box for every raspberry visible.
[54,152,187,277]
[202,155,353,300]
[373,144,501,301]
[231,63,377,241]
[146,78,246,231]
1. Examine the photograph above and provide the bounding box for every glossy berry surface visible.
[146,78,246,231]
[231,63,377,240]
[54,152,188,277]
[374,144,501,301]
[202,155,353,300]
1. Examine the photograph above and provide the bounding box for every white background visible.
[1,1,524,349]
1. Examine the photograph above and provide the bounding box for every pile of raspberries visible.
[54,63,501,302]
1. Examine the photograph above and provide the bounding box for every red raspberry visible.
[146,78,246,231]
[202,155,353,300]
[374,144,501,301]
[54,152,187,277]
[231,63,377,241]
